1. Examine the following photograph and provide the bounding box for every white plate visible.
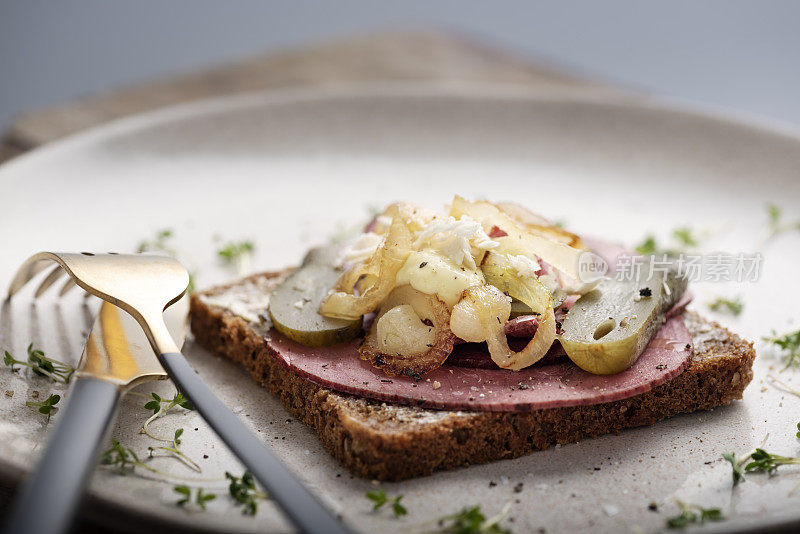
[1,84,800,534]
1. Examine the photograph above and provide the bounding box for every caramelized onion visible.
[455,253,557,370]
[450,196,585,283]
[495,200,586,249]
[359,285,455,378]
[319,216,412,320]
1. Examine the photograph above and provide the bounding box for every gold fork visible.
[4,252,349,534]
[4,297,187,534]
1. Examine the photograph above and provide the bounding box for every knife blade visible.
[3,296,189,534]
[77,296,188,387]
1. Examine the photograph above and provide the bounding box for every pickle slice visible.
[558,266,687,375]
[510,298,535,318]
[301,245,341,267]
[268,248,362,347]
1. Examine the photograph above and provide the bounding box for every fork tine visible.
[7,258,52,298]
[34,266,66,298]
[58,277,79,298]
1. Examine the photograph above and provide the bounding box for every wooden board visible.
[0,31,593,164]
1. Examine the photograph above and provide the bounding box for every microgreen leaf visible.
[138,228,176,255]
[174,392,193,410]
[26,394,61,421]
[196,489,216,510]
[144,393,162,414]
[723,437,800,485]
[102,440,141,475]
[136,229,196,293]
[3,345,74,383]
[701,508,724,522]
[4,351,17,370]
[666,499,724,529]
[366,489,407,518]
[435,505,511,534]
[708,296,744,316]
[101,439,178,478]
[765,204,800,235]
[635,235,658,255]
[745,448,800,475]
[217,241,254,263]
[174,485,191,506]
[767,203,781,227]
[142,391,194,435]
[174,485,216,511]
[666,510,695,529]
[226,471,267,515]
[366,489,387,510]
[722,452,746,485]
[392,496,407,517]
[137,391,200,472]
[672,227,699,247]
[635,225,704,258]
[763,329,800,370]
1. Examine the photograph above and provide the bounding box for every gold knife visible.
[79,297,186,387]
[4,298,187,534]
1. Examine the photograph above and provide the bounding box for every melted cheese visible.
[396,250,485,307]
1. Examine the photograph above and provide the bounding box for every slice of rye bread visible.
[190,270,756,482]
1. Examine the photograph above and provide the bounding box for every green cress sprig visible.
[137,229,177,256]
[217,241,255,264]
[26,393,60,422]
[708,296,744,316]
[148,428,201,472]
[763,203,800,244]
[217,240,255,277]
[634,226,702,257]
[137,391,199,471]
[140,391,193,440]
[226,471,269,515]
[102,439,166,477]
[174,485,216,511]
[136,228,196,293]
[3,344,75,383]
[665,499,724,529]
[723,441,800,486]
[432,504,512,534]
[763,328,800,370]
[366,488,407,517]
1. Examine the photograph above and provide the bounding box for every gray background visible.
[1,1,799,131]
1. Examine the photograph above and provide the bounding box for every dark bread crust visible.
[190,271,755,481]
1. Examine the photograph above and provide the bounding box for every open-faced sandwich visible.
[191,197,755,481]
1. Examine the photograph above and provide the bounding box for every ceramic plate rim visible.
[2,82,800,533]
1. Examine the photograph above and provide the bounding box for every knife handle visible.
[159,352,350,534]
[3,377,120,534]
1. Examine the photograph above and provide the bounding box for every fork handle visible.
[159,352,350,534]
[3,377,120,534]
